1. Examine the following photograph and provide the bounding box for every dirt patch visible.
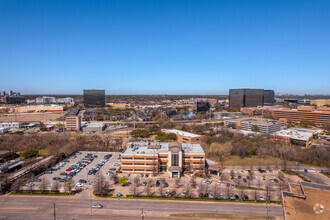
[0,112,64,122]
[284,185,330,220]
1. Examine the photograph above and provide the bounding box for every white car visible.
[92,204,103,209]
[259,195,264,200]
[76,183,84,187]
[217,180,221,185]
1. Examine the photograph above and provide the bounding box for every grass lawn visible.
[169,213,275,219]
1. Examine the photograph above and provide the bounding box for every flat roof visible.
[275,129,313,141]
[122,142,205,155]
[161,129,201,138]
[86,123,106,128]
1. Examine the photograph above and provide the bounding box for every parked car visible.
[53,177,60,181]
[181,191,187,197]
[60,172,67,176]
[209,192,214,198]
[244,195,249,200]
[234,194,239,199]
[156,180,160,187]
[142,181,147,186]
[243,178,247,183]
[76,183,84,187]
[165,190,171,196]
[140,174,144,178]
[217,180,221,185]
[79,179,87,183]
[259,195,264,200]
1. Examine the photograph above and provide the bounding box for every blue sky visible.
[0,0,329,95]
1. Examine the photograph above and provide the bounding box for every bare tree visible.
[145,179,152,196]
[174,178,180,188]
[39,177,50,193]
[198,181,205,198]
[52,180,60,192]
[158,181,164,196]
[93,173,109,196]
[230,170,235,180]
[130,176,139,196]
[64,178,74,195]
[112,173,119,184]
[190,177,197,188]
[239,187,244,200]
[254,189,258,200]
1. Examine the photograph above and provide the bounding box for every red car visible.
[66,168,72,172]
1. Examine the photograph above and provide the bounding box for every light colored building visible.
[310,99,330,107]
[121,142,205,177]
[65,116,81,131]
[57,97,75,104]
[0,122,23,129]
[273,128,319,147]
[225,118,286,134]
[107,103,131,109]
[213,111,242,119]
[83,122,106,133]
[161,129,202,143]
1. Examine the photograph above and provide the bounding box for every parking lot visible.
[112,168,285,201]
[24,151,120,192]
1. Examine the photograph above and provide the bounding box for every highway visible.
[0,194,284,219]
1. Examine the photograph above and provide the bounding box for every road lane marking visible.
[0,207,39,210]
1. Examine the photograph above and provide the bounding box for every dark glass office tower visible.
[196,101,210,112]
[263,90,275,105]
[83,89,105,107]
[229,89,264,109]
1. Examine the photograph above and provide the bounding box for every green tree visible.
[21,149,39,159]
[251,125,260,132]
[119,176,128,186]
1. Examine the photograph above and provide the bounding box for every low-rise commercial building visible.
[121,142,205,177]
[83,122,106,133]
[161,129,202,143]
[213,111,242,119]
[0,122,23,129]
[272,108,330,127]
[273,128,321,147]
[225,118,286,134]
[310,99,330,107]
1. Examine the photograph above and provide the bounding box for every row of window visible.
[122,157,157,160]
[122,163,156,166]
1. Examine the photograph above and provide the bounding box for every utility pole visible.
[133,112,136,130]
[53,203,56,220]
[141,208,146,220]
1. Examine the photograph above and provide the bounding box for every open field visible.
[0,112,65,122]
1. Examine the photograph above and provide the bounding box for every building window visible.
[122,157,133,160]
[193,157,204,159]
[134,163,145,165]
[171,154,179,166]
[159,156,167,158]
[123,169,133,171]
[146,158,155,160]
[160,162,167,166]
[123,163,133,165]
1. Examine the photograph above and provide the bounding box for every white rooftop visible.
[123,142,205,155]
[275,129,314,141]
[161,129,201,138]
[86,123,106,128]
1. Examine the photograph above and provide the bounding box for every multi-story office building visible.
[65,108,81,131]
[83,89,105,107]
[272,108,330,127]
[310,99,330,107]
[36,96,56,104]
[161,129,202,143]
[229,89,265,109]
[263,90,275,105]
[225,118,286,134]
[121,142,205,177]
[0,91,5,96]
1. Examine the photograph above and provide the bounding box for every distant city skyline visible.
[1,0,329,95]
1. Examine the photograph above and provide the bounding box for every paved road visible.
[0,194,283,219]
